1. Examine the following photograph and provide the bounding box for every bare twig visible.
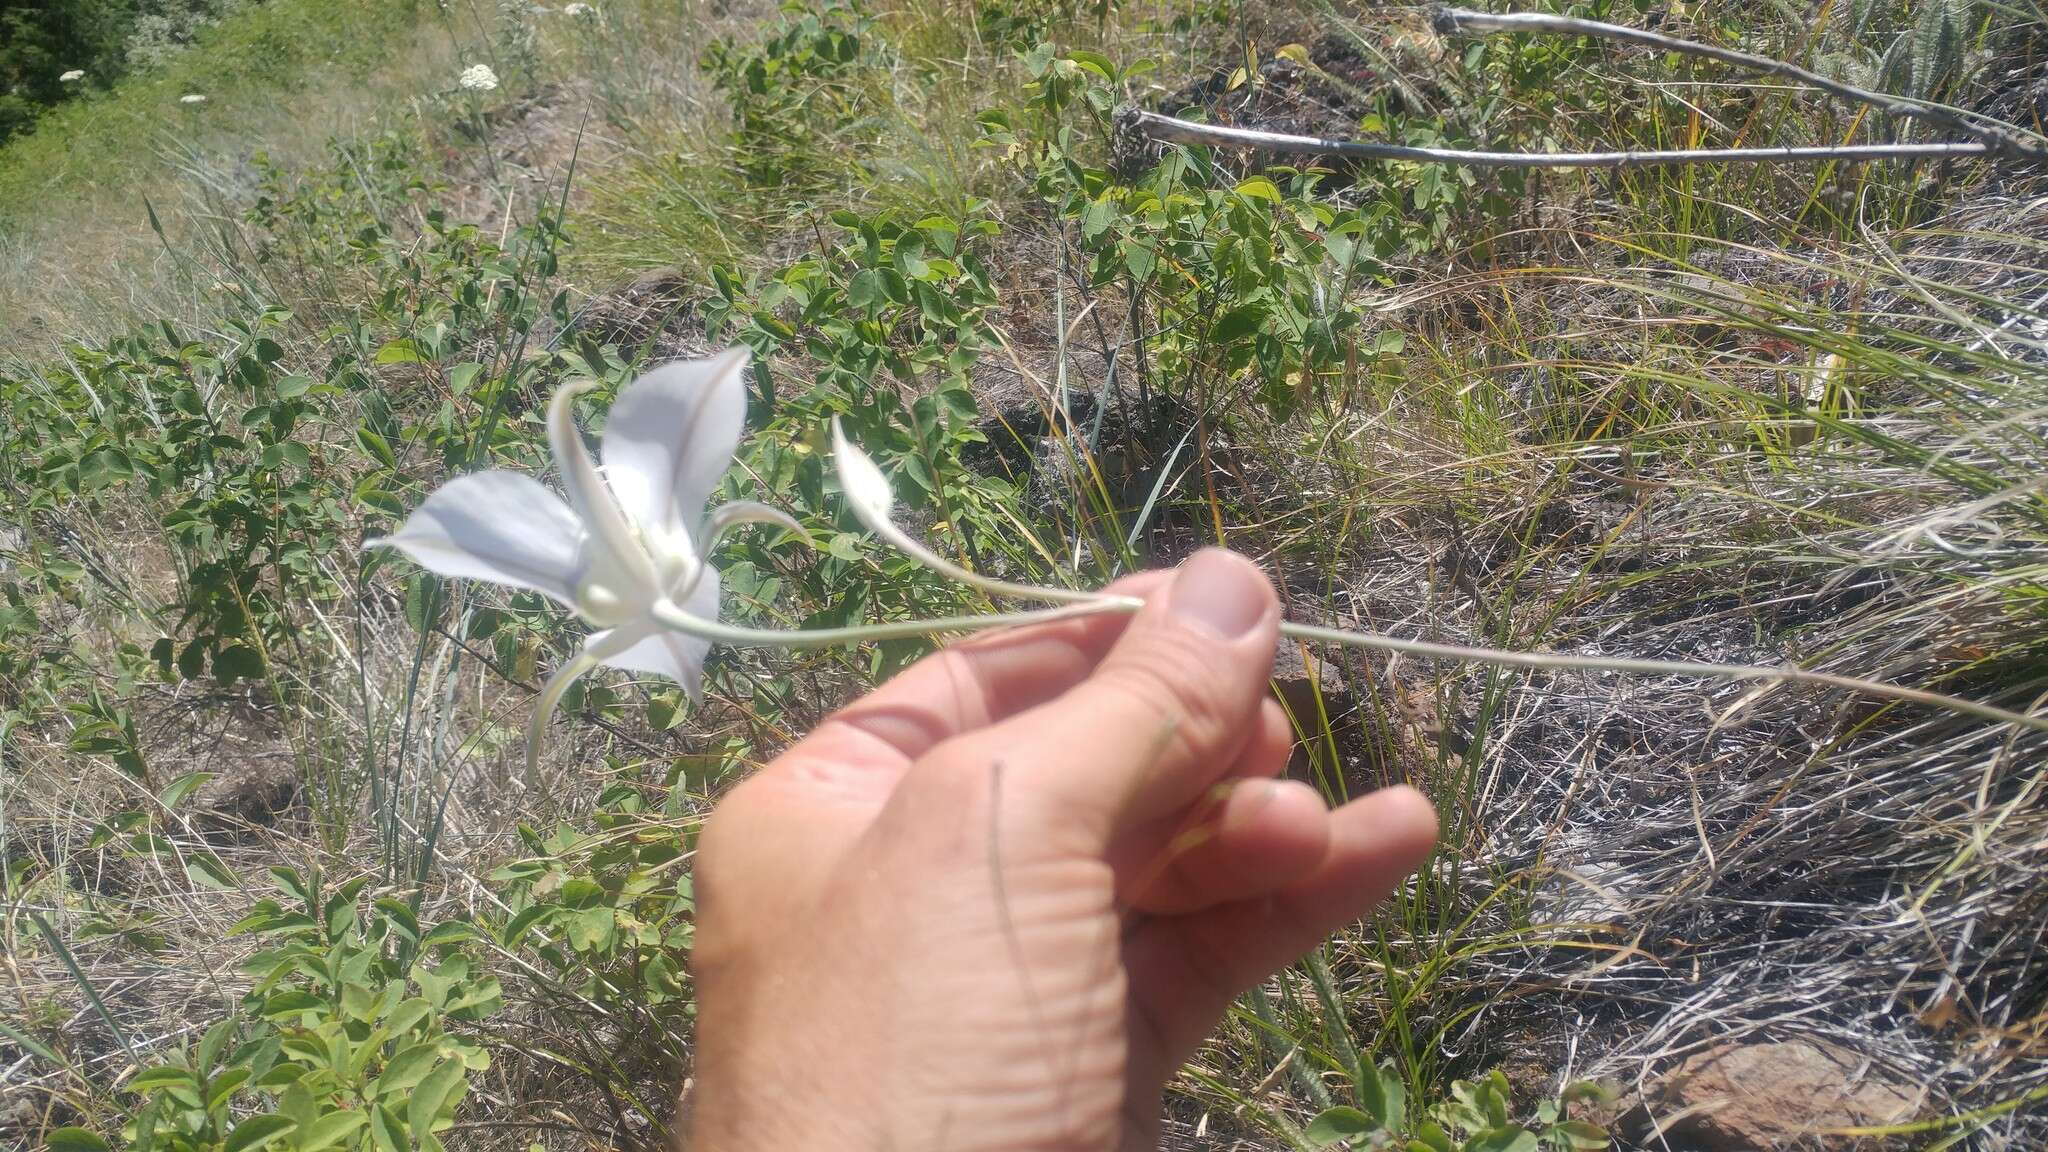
[1433,6,2048,165]
[1130,109,1989,168]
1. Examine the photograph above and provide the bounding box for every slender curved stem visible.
[1276,621,2048,735]
[649,597,1132,650]
[871,517,1141,608]
[653,587,2048,735]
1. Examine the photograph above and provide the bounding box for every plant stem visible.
[649,598,1131,649]
[652,591,2048,734]
[1276,621,2048,735]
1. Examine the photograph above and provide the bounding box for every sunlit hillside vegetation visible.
[4,0,2047,1148]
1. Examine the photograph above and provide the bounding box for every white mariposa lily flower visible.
[369,347,797,769]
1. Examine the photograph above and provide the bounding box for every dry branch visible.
[1432,6,2048,165]
[1129,109,1990,168]
[1131,7,2048,169]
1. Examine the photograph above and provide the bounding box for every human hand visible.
[684,548,1439,1151]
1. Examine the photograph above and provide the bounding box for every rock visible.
[1656,1041,1920,1151]
[1272,644,1363,779]
[570,267,695,349]
[1272,642,1349,725]
[192,759,302,840]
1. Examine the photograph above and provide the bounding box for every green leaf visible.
[1080,195,1119,242]
[383,997,433,1037]
[408,1057,467,1135]
[1023,41,1056,77]
[1123,242,1155,282]
[373,339,425,365]
[565,906,614,953]
[846,268,892,310]
[372,1043,442,1098]
[447,363,484,395]
[257,990,322,1018]
[0,1019,60,1065]
[197,1020,234,1073]
[1234,176,1283,202]
[1552,1120,1610,1149]
[77,447,133,491]
[185,852,238,891]
[1379,1063,1407,1133]
[127,1064,198,1095]
[1465,1128,1538,1152]
[369,1104,405,1152]
[178,638,208,680]
[274,374,314,399]
[158,771,212,809]
[356,426,398,469]
[1067,48,1116,77]
[298,1110,369,1152]
[205,1067,252,1110]
[46,1128,112,1152]
[222,1113,297,1152]
[1485,1071,1513,1127]
[892,232,929,279]
[1358,1059,1405,1132]
[212,645,265,686]
[1210,304,1265,344]
[417,921,480,950]
[1304,1106,1377,1146]
[1358,1060,1388,1127]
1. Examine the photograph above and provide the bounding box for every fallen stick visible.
[1129,109,1990,168]
[1433,7,2048,165]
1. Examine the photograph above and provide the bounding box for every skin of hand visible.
[684,548,1440,1152]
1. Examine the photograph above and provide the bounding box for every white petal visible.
[601,347,751,540]
[597,567,719,701]
[367,472,582,605]
[831,417,898,537]
[527,625,650,778]
[549,382,659,593]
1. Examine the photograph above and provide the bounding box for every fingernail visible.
[1168,548,1267,640]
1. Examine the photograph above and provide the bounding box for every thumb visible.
[931,548,1281,849]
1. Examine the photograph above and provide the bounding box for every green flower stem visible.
[648,597,1134,650]
[1276,621,2048,735]
[654,587,2048,736]
[866,510,1143,610]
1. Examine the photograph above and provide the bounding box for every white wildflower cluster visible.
[563,2,596,14]
[459,64,500,92]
